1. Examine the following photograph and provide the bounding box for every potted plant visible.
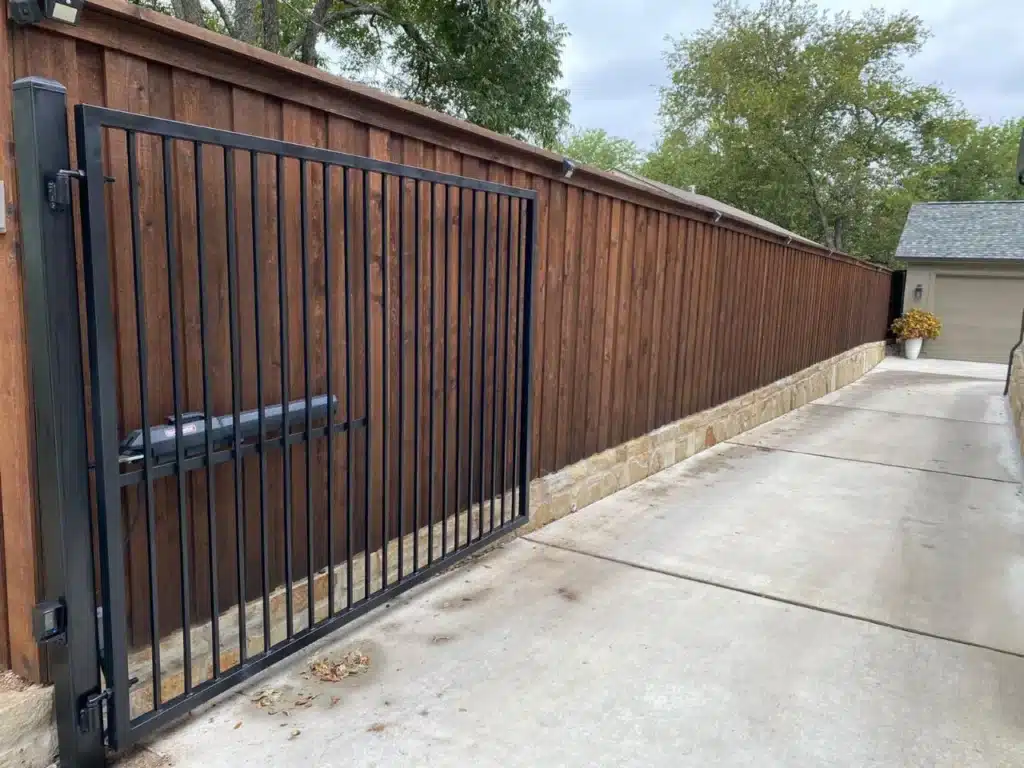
[891,308,941,360]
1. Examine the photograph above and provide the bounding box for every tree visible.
[556,127,643,172]
[130,0,571,147]
[910,118,1024,202]
[647,0,966,262]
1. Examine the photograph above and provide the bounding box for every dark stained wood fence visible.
[0,0,891,677]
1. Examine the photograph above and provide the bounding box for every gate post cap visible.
[13,77,67,94]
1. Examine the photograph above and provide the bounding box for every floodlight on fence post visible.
[9,0,84,26]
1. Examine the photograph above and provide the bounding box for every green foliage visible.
[908,118,1024,202]
[891,308,941,340]
[643,0,1018,264]
[386,0,571,147]
[555,127,643,172]
[129,0,570,147]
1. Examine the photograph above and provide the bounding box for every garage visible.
[929,276,1024,362]
[897,201,1024,364]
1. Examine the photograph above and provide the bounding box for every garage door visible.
[928,276,1024,362]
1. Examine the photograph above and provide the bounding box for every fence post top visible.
[13,76,67,94]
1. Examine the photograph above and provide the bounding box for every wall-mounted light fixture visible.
[561,158,576,179]
[10,0,84,25]
[913,284,923,301]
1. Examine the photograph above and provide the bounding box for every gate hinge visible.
[78,688,112,734]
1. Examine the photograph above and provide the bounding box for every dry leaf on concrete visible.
[308,650,371,682]
[251,689,282,709]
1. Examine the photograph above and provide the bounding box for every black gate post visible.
[13,77,106,767]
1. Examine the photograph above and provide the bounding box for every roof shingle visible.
[896,201,1024,261]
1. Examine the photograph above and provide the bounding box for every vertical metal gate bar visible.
[127,130,161,706]
[381,173,390,591]
[478,192,489,539]
[490,196,504,530]
[343,167,354,610]
[162,135,192,695]
[195,143,221,677]
[413,178,422,571]
[454,188,465,552]
[467,189,478,547]
[510,198,524,519]
[440,185,451,560]
[398,178,406,581]
[300,159,314,630]
[427,181,437,566]
[324,163,336,618]
[252,152,271,651]
[517,198,537,521]
[499,195,515,526]
[224,148,247,663]
[277,154,294,637]
[17,80,105,765]
[362,170,372,599]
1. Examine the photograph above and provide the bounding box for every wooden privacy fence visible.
[0,0,891,679]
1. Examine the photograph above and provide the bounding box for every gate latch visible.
[78,688,112,734]
[45,168,85,211]
[32,599,66,645]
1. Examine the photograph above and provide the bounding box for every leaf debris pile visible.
[306,650,371,683]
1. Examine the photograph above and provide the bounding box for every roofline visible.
[898,255,1024,263]
[908,200,1024,207]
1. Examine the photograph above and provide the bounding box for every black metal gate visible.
[16,77,535,765]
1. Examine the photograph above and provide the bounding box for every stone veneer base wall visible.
[521,341,886,534]
[1009,349,1024,457]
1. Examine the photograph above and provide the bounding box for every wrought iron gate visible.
[16,77,535,764]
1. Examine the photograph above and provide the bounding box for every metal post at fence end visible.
[1004,307,1024,397]
[13,76,107,766]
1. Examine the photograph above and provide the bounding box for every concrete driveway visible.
[132,358,1024,768]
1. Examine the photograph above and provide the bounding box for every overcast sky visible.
[548,0,1024,150]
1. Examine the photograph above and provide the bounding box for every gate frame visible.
[13,77,106,767]
[69,101,536,755]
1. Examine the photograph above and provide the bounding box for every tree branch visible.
[171,0,205,26]
[233,0,260,43]
[262,0,280,52]
[207,0,235,36]
[790,152,832,246]
[283,0,438,63]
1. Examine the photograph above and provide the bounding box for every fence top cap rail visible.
[76,104,538,200]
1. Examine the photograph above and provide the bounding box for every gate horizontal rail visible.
[70,103,535,754]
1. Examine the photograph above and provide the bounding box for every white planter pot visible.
[904,338,923,360]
